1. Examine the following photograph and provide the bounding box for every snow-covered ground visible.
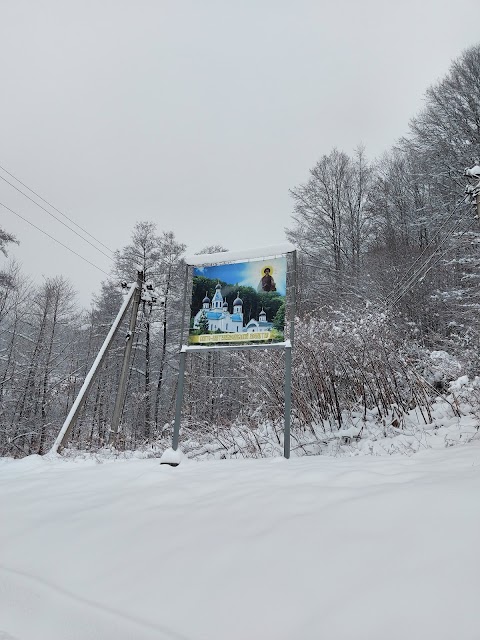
[1,442,480,639]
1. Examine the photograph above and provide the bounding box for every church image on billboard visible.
[189,256,287,345]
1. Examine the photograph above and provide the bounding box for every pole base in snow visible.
[159,447,184,467]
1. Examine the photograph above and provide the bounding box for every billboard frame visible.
[171,245,296,460]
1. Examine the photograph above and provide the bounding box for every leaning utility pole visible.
[109,270,144,445]
[50,278,140,455]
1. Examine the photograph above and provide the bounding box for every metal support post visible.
[50,281,138,454]
[179,264,190,349]
[289,250,297,348]
[110,270,144,445]
[172,348,187,451]
[284,342,292,459]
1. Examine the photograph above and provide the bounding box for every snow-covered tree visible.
[0,227,19,290]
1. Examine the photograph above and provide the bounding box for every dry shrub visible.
[284,311,433,431]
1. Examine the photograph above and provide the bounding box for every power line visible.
[0,200,111,276]
[384,197,469,307]
[385,197,466,304]
[418,218,476,284]
[0,173,114,262]
[0,165,115,259]
[0,163,115,254]
[386,214,472,309]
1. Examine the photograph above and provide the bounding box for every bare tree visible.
[0,227,19,290]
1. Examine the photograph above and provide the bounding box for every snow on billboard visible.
[189,255,287,345]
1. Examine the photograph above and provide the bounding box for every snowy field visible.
[1,443,480,640]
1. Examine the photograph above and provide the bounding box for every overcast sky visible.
[0,0,478,306]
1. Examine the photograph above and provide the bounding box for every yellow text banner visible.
[189,331,272,344]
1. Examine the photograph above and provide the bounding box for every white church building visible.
[193,283,274,334]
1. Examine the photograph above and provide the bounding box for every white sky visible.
[0,0,478,306]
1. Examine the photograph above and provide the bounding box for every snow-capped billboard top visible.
[185,243,296,267]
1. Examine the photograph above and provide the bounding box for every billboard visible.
[189,255,287,345]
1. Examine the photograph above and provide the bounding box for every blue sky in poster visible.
[194,257,287,296]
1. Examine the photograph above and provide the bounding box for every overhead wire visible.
[418,218,476,286]
[297,197,470,311]
[0,173,115,263]
[299,195,472,316]
[387,207,474,308]
[387,198,463,299]
[385,198,470,306]
[0,200,111,276]
[386,216,469,309]
[0,163,115,256]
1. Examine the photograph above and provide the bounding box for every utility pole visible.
[109,270,144,446]
[50,280,139,455]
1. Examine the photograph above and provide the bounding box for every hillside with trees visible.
[1,45,480,458]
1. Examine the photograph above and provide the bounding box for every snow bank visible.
[159,447,184,465]
[1,444,480,639]
[173,386,479,460]
[465,164,480,177]
[54,382,480,463]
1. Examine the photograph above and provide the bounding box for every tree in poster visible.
[198,310,209,334]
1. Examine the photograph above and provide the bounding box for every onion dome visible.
[233,291,243,306]
[202,291,210,304]
[215,282,222,290]
[222,299,228,308]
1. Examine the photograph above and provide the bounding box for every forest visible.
[1,45,480,458]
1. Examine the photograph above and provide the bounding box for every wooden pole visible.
[109,270,144,446]
[50,281,138,454]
